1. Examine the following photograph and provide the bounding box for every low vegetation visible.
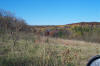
[0,34,100,66]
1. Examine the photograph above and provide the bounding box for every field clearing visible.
[0,35,100,66]
[46,37,100,65]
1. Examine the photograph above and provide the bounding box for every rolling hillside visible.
[27,22,100,43]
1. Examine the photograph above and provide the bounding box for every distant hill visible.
[67,22,100,26]
[27,22,100,43]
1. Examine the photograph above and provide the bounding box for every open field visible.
[0,34,100,66]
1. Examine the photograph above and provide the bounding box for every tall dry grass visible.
[0,33,100,66]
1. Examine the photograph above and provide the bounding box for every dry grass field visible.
[0,34,100,66]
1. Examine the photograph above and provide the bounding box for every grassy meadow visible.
[0,33,100,66]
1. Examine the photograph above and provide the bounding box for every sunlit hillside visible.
[29,22,100,43]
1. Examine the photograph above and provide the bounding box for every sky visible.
[0,0,100,25]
